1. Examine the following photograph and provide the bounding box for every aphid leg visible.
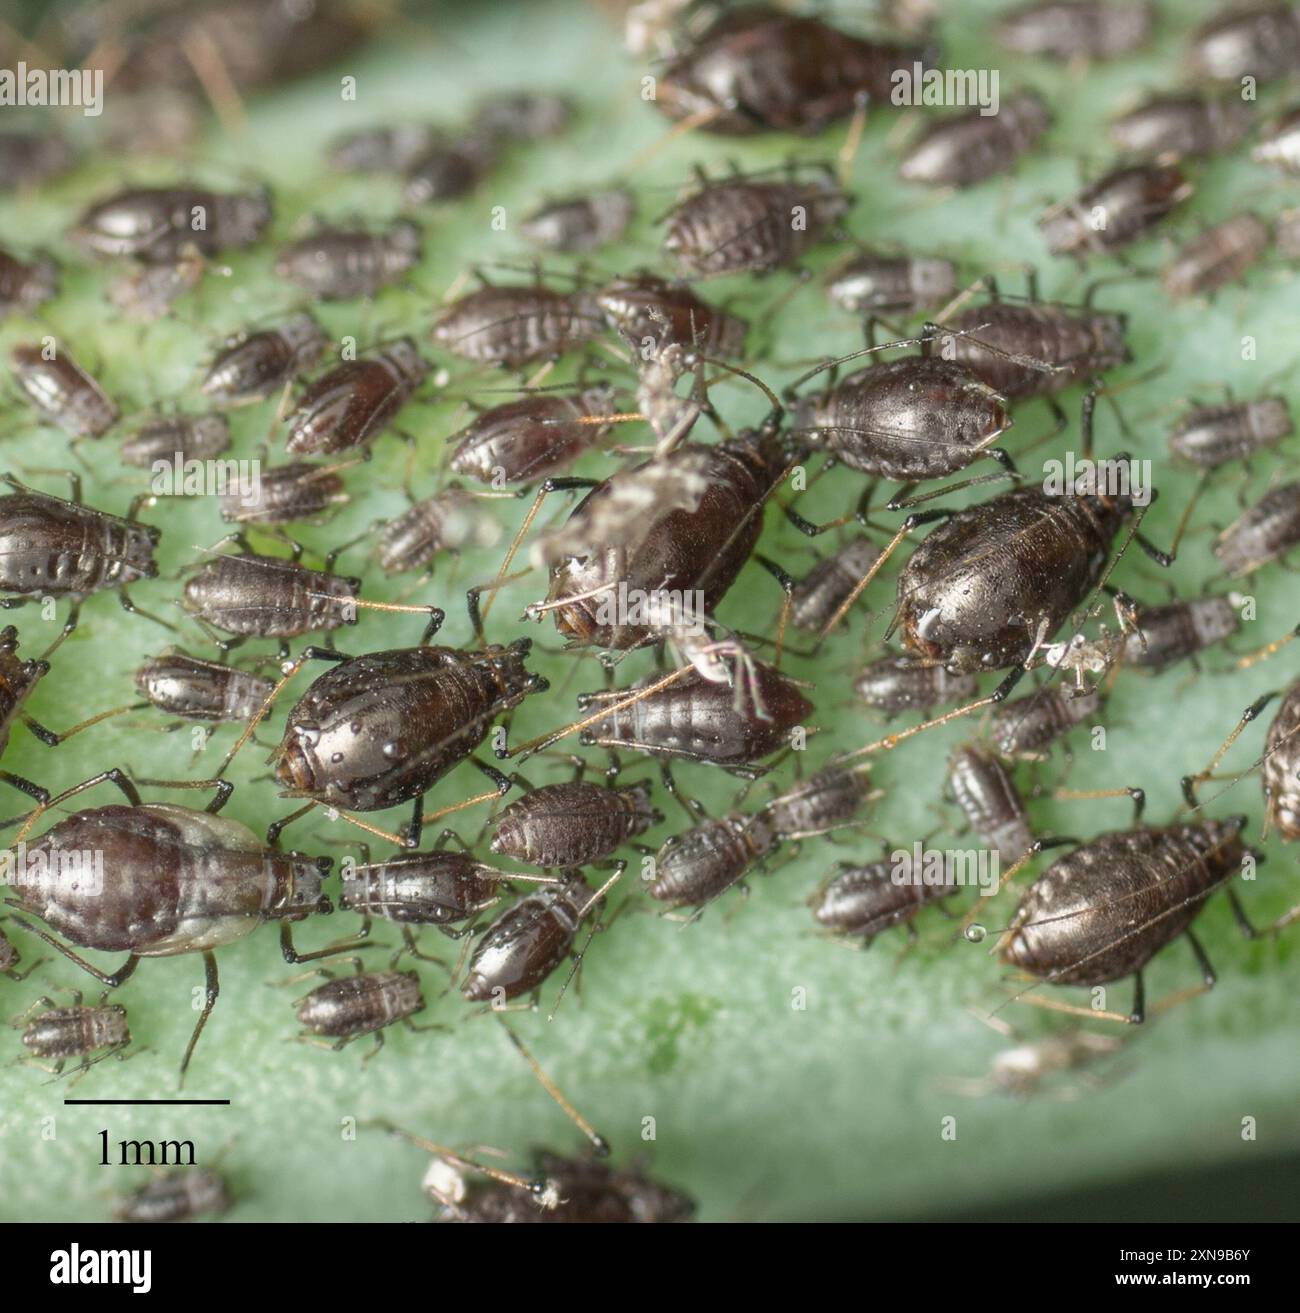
[660,762,706,822]
[9,765,142,844]
[495,1018,608,1154]
[0,770,49,806]
[176,951,219,1086]
[132,776,234,814]
[548,864,625,1019]
[1052,785,1146,823]
[1179,690,1277,808]
[1,917,141,992]
[418,758,512,835]
[751,554,796,666]
[884,453,1020,512]
[266,802,317,849]
[36,599,82,661]
[1005,983,1139,1026]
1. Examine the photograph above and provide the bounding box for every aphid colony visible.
[1,0,1298,1226]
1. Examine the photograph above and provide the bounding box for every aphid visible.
[945,1024,1124,1098]
[787,537,882,633]
[759,765,876,840]
[181,545,359,646]
[520,190,636,251]
[274,220,423,300]
[431,283,604,367]
[0,624,54,803]
[0,475,160,641]
[376,488,503,575]
[1213,482,1300,576]
[1252,105,1300,174]
[339,846,510,934]
[655,7,926,133]
[114,1167,232,1223]
[219,462,350,526]
[134,649,275,724]
[3,770,337,1078]
[285,338,429,456]
[1,921,38,978]
[824,250,958,315]
[662,169,851,276]
[789,356,1013,482]
[121,413,231,467]
[596,272,749,357]
[898,92,1052,188]
[649,812,775,911]
[854,654,978,717]
[1118,594,1241,671]
[1039,163,1192,258]
[1262,682,1300,839]
[328,123,439,174]
[107,249,208,322]
[15,992,131,1079]
[402,135,498,205]
[0,249,58,316]
[947,744,1033,863]
[1168,396,1293,467]
[1188,3,1300,82]
[1162,212,1271,299]
[71,185,273,263]
[997,1,1155,59]
[810,849,957,945]
[11,345,118,438]
[472,92,573,141]
[490,780,661,868]
[0,130,74,190]
[292,958,428,1053]
[200,313,329,408]
[448,387,617,486]
[999,818,1248,1022]
[1110,94,1252,160]
[990,685,1101,759]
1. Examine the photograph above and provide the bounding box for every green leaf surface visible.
[0,0,1297,1222]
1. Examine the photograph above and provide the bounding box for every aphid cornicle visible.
[1039,162,1192,257]
[293,961,428,1051]
[1110,94,1252,160]
[1162,213,1272,300]
[947,744,1033,863]
[1169,396,1293,468]
[654,6,928,134]
[200,313,329,408]
[662,170,851,277]
[121,413,231,467]
[71,185,273,263]
[761,765,876,840]
[787,537,881,633]
[339,847,507,932]
[448,387,616,486]
[11,345,119,438]
[898,92,1052,188]
[1213,482,1300,577]
[115,1167,232,1223]
[219,462,350,526]
[649,812,776,910]
[1252,105,1300,174]
[520,191,636,252]
[999,818,1249,1022]
[596,272,749,358]
[490,780,661,868]
[824,251,958,315]
[0,248,58,316]
[133,649,275,724]
[273,220,423,300]
[15,992,131,1078]
[1119,595,1240,671]
[990,685,1100,759]
[810,849,956,945]
[997,1,1155,59]
[1188,3,1300,82]
[285,338,429,456]
[431,283,604,367]
[854,654,978,717]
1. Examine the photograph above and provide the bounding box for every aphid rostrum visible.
[1110,94,1252,160]
[1169,395,1293,467]
[274,220,422,300]
[0,249,58,316]
[11,345,118,438]
[14,991,132,1080]
[121,413,231,468]
[490,779,661,868]
[1162,213,1271,299]
[71,185,273,263]
[219,462,351,526]
[431,282,604,367]
[998,1,1155,59]
[1039,163,1192,258]
[1213,482,1300,576]
[898,92,1052,188]
[521,191,636,252]
[201,313,329,408]
[114,1168,232,1223]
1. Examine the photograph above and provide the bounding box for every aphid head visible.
[281,850,333,915]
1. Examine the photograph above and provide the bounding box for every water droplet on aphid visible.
[965,923,987,943]
[330,751,344,764]
[382,741,400,758]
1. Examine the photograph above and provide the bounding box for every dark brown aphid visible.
[71,185,273,264]
[576,664,813,767]
[790,356,1012,481]
[11,345,118,438]
[1039,163,1192,258]
[328,123,439,174]
[0,130,74,190]
[596,272,748,357]
[1119,595,1240,671]
[940,300,1130,398]
[1188,4,1300,82]
[201,313,329,408]
[490,780,661,868]
[1110,94,1252,160]
[948,744,1032,863]
[1162,213,1271,299]
[990,685,1100,759]
[448,387,617,486]
[181,549,359,643]
[134,649,275,723]
[3,771,335,1078]
[0,624,51,776]
[339,848,507,930]
[1169,396,1293,468]
[810,849,956,945]
[788,537,881,633]
[285,338,429,456]
[1213,482,1300,576]
[760,765,875,840]
[293,962,427,1050]
[472,92,573,141]
[655,7,927,134]
[0,249,58,316]
[114,1167,232,1223]
[16,992,131,1078]
[376,489,503,575]
[1000,818,1247,1021]
[521,191,636,252]
[219,462,350,526]
[649,812,775,910]
[662,171,851,277]
[998,1,1155,59]
[825,250,958,315]
[899,92,1052,188]
[107,248,208,322]
[854,654,979,717]
[274,221,422,300]
[431,284,604,367]
[402,135,498,206]
[1263,681,1300,839]
[121,413,231,467]
[1252,105,1300,174]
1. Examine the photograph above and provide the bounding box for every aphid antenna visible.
[1180,688,1298,817]
[620,102,733,177]
[495,1017,609,1154]
[365,1118,551,1200]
